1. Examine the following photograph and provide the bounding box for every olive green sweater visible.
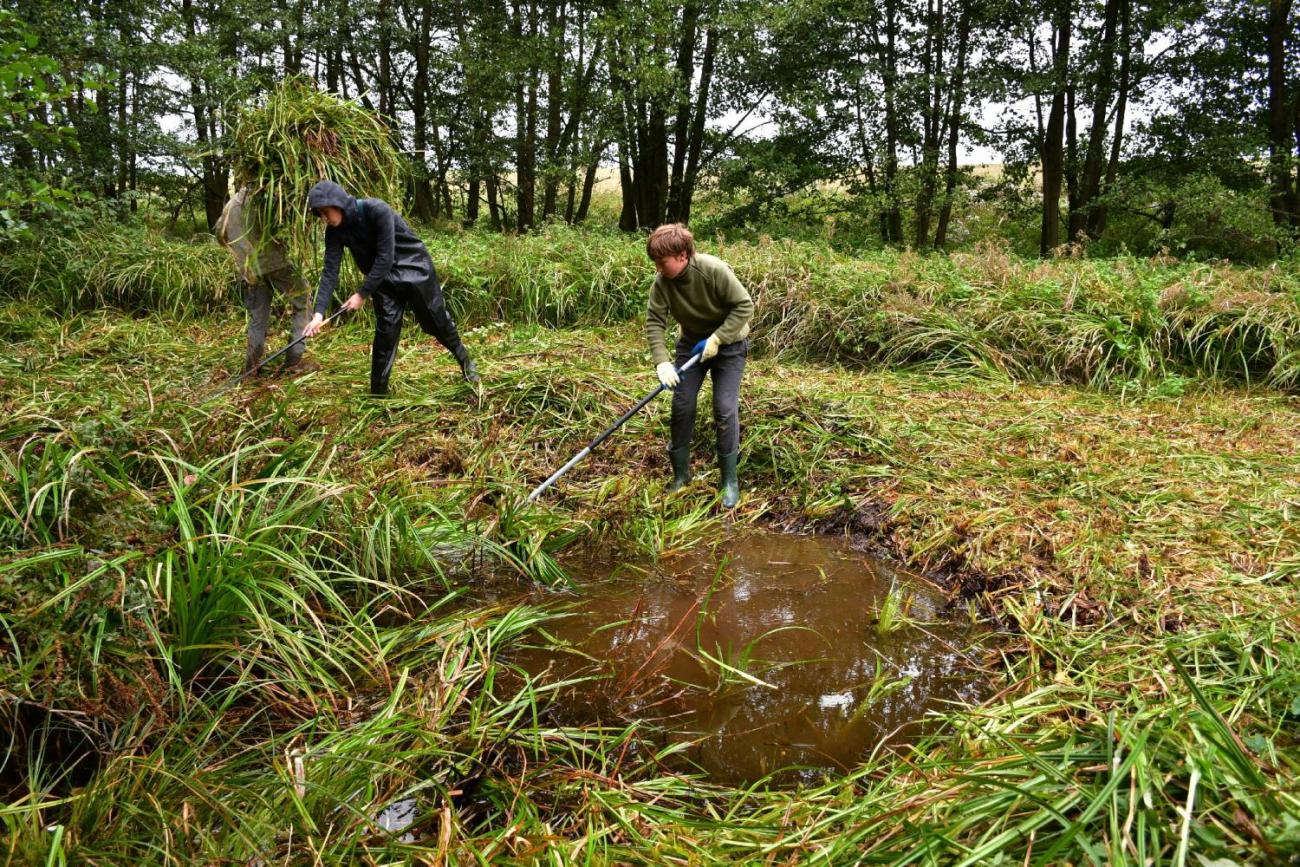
[645,253,755,365]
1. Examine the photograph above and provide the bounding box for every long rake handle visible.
[217,306,348,392]
[527,354,702,502]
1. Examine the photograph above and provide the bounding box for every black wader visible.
[370,271,469,395]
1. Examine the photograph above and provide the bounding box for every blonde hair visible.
[646,223,695,261]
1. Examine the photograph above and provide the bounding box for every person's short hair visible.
[646,223,695,261]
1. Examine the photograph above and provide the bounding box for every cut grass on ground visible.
[3,307,1299,862]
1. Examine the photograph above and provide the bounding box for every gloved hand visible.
[656,361,680,389]
[304,312,326,338]
[691,333,721,361]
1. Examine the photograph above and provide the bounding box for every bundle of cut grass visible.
[229,77,404,270]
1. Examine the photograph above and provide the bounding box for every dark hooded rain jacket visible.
[307,180,437,316]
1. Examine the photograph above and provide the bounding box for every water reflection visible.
[513,533,989,785]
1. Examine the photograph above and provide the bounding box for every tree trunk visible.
[452,0,493,228]
[564,165,578,222]
[347,44,377,112]
[1040,0,1071,256]
[116,65,129,200]
[914,0,944,247]
[647,101,670,227]
[128,73,139,210]
[576,139,601,223]
[98,75,114,197]
[1065,82,1083,242]
[430,119,451,220]
[1026,27,1046,150]
[512,0,539,230]
[486,174,503,230]
[410,0,436,220]
[878,0,904,243]
[617,145,638,230]
[615,88,639,231]
[1076,0,1122,239]
[326,0,342,94]
[280,0,299,75]
[935,0,972,248]
[850,70,885,241]
[575,157,599,223]
[467,177,481,226]
[1266,0,1297,227]
[183,0,224,229]
[680,24,716,224]
[378,0,393,118]
[552,7,601,222]
[541,0,567,220]
[523,34,540,230]
[1293,75,1300,229]
[665,1,700,223]
[441,164,454,216]
[1090,0,1131,238]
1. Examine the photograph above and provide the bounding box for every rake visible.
[527,353,702,502]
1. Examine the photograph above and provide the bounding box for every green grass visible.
[2,252,1299,862]
[6,222,1300,390]
[0,224,237,316]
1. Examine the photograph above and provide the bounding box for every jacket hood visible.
[308,180,359,225]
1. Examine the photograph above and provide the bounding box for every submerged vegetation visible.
[3,239,1298,860]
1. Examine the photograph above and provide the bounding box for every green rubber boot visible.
[668,445,692,492]
[718,450,740,509]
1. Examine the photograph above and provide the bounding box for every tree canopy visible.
[1,0,1296,257]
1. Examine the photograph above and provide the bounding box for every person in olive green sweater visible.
[645,223,755,508]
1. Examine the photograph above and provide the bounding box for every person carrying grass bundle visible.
[303,180,479,393]
[215,185,312,376]
[645,223,754,509]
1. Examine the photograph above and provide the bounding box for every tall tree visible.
[1039,0,1071,255]
[1265,0,1298,227]
[933,0,974,247]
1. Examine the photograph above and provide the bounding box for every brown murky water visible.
[510,532,990,785]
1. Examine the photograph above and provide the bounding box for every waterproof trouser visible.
[245,267,311,372]
[670,333,747,455]
[370,276,468,394]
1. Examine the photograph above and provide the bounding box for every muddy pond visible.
[502,531,991,786]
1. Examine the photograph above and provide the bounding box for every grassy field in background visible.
[3,293,1298,862]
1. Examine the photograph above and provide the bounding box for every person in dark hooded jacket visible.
[303,179,479,393]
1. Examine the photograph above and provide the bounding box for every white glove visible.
[656,361,680,389]
[700,333,721,361]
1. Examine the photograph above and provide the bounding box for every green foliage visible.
[873,581,911,636]
[0,222,235,315]
[428,223,647,326]
[431,226,1300,390]
[149,441,359,681]
[1106,172,1290,262]
[0,9,103,242]
[5,0,1298,262]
